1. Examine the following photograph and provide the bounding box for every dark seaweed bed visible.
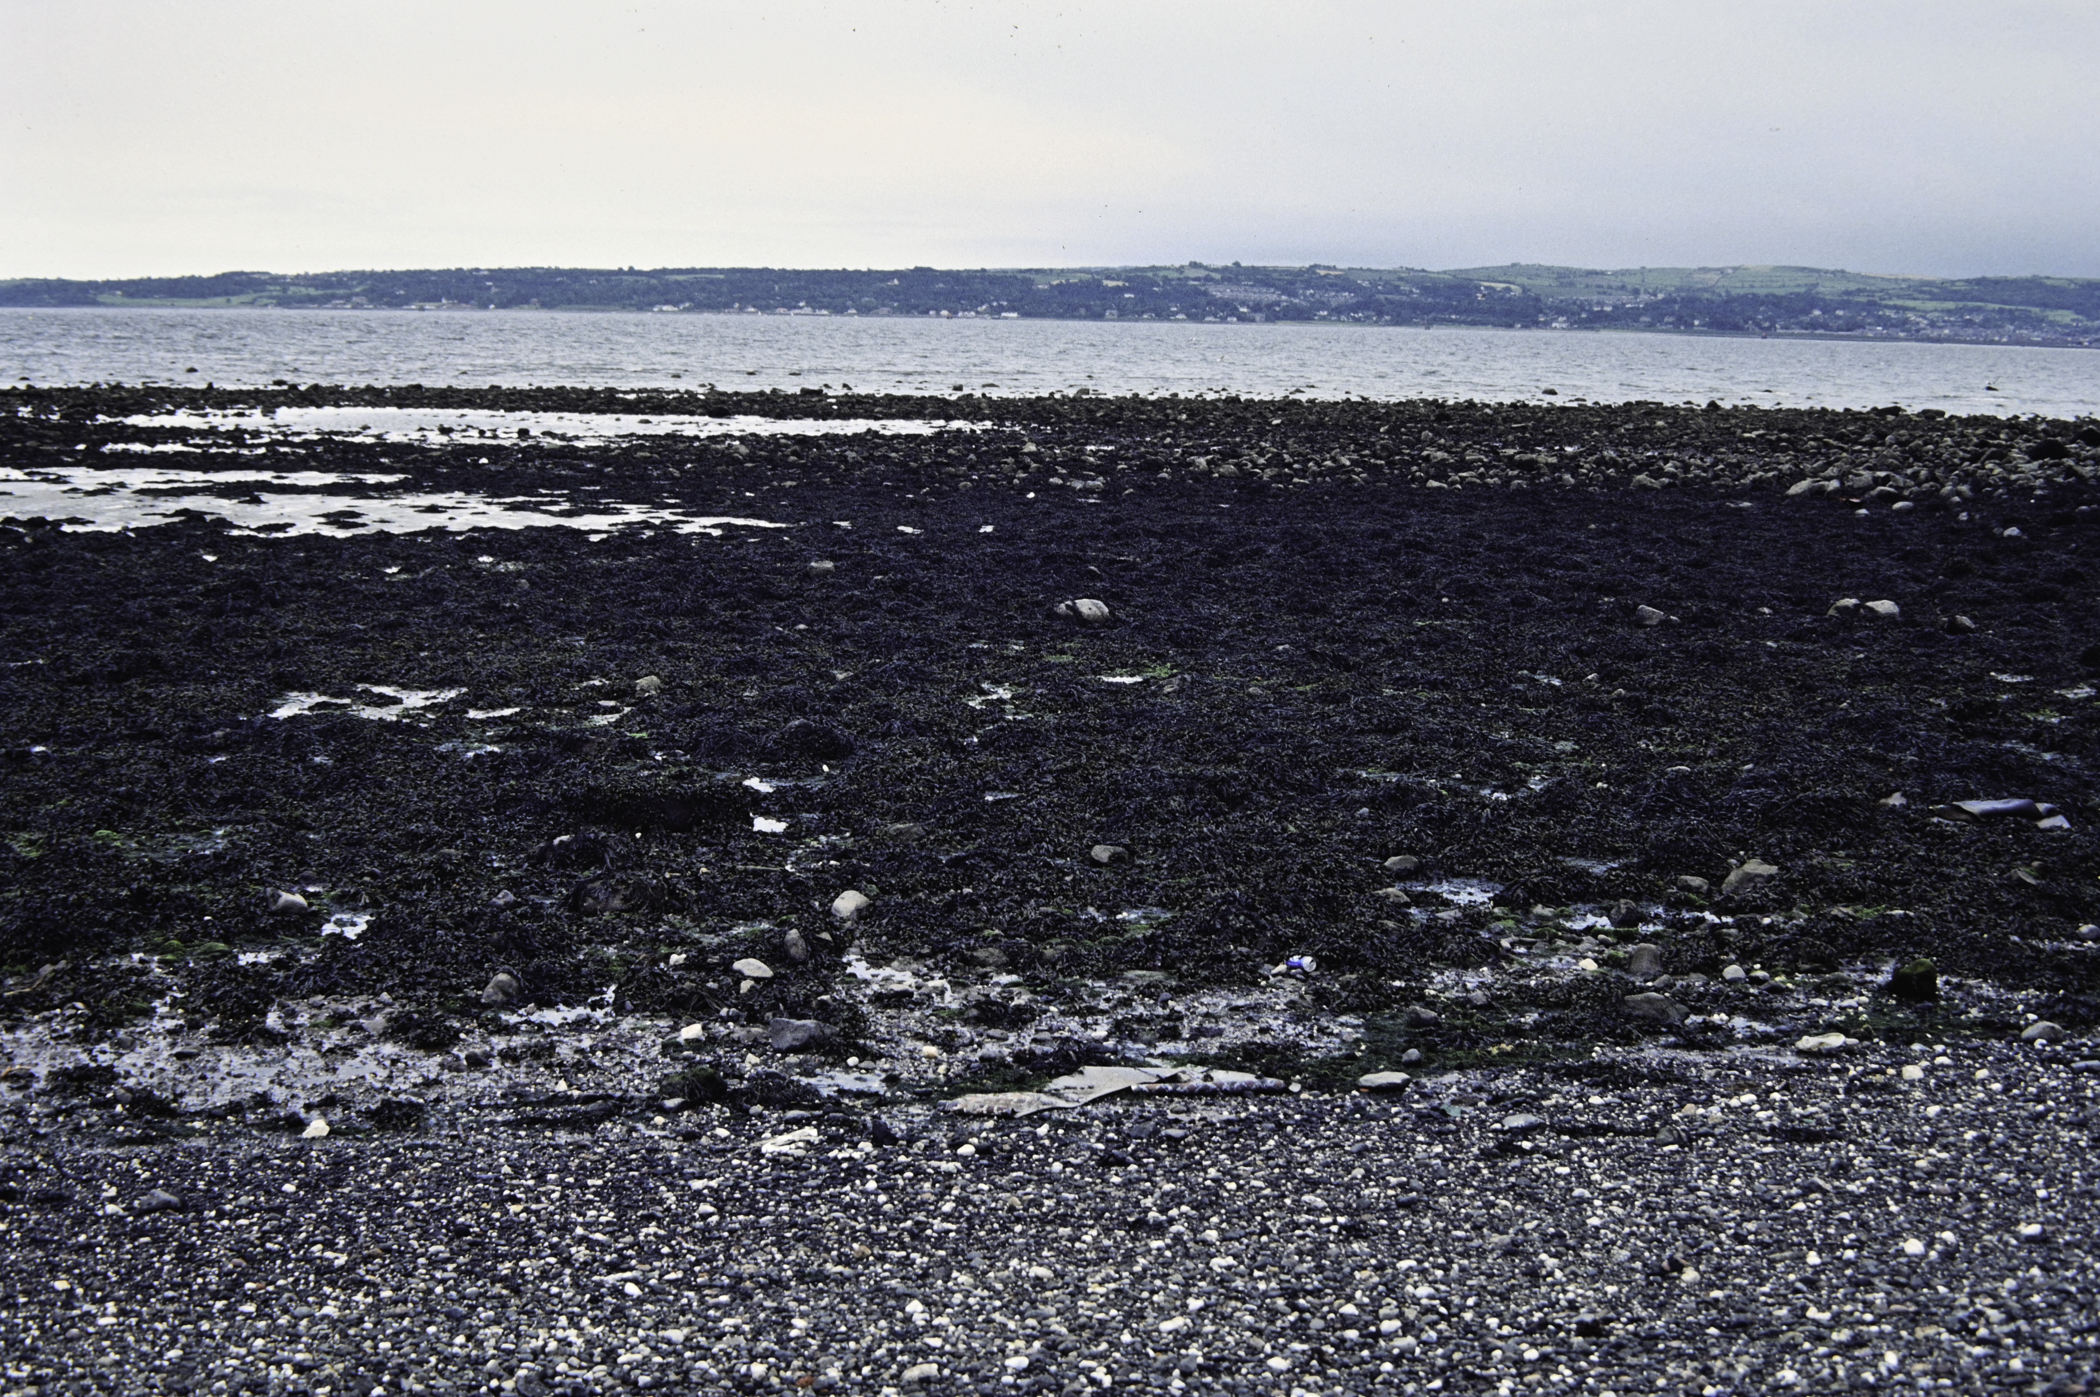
[4,387,2098,1054]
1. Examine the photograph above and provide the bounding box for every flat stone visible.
[1796,1032,1851,1053]
[135,1188,183,1213]
[731,958,774,979]
[1500,1113,1547,1133]
[1675,876,1710,894]
[901,1364,943,1384]
[1356,1072,1412,1092]
[1635,604,1668,626]
[1383,855,1422,874]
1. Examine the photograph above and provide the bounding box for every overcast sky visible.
[5,1,2097,280]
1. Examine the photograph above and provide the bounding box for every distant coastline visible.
[5,261,2098,350]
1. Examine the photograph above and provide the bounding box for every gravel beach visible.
[3,386,2098,1395]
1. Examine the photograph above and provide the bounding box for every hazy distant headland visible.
[5,261,2097,349]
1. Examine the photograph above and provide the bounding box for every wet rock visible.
[1089,843,1130,866]
[1887,959,1937,1003]
[1634,604,1667,627]
[731,958,774,980]
[1399,1048,1424,1066]
[635,674,663,696]
[480,971,521,1007]
[783,929,811,964]
[270,890,310,915]
[769,1018,836,1052]
[2019,1021,2065,1042]
[1383,854,1422,874]
[1933,797,2051,822]
[807,559,835,576]
[1720,858,1779,896]
[1608,900,1642,928]
[135,1188,183,1214]
[461,1049,490,1069]
[1356,1071,1412,1092]
[1675,876,1710,895]
[1720,964,1747,983]
[1500,1113,1547,1133]
[1623,992,1687,1024]
[1402,1004,1441,1028]
[1796,1032,1852,1053]
[488,889,518,910]
[1827,597,1861,617]
[831,889,871,922]
[1053,598,1112,625]
[1624,943,1664,981]
[1864,599,1900,619]
[301,1118,330,1139]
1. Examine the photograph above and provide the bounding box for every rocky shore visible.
[2,388,2098,1395]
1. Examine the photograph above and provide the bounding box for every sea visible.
[2,307,2095,418]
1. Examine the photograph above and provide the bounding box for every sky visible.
[4,1,2098,280]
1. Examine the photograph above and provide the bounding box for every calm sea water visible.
[2,307,2094,418]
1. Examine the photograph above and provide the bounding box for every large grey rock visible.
[1403,1004,1441,1028]
[1054,598,1112,625]
[783,929,811,964]
[1623,992,1687,1024]
[769,1018,836,1052]
[480,971,521,1007]
[1721,859,1779,896]
[2020,1021,2065,1042]
[1624,943,1664,981]
[831,889,871,922]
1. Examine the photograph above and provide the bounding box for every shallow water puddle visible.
[269,685,465,721]
[0,465,789,537]
[108,406,985,446]
[1410,877,1503,906]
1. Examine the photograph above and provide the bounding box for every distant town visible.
[4,261,2096,348]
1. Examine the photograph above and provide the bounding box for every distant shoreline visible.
[2,302,2092,355]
